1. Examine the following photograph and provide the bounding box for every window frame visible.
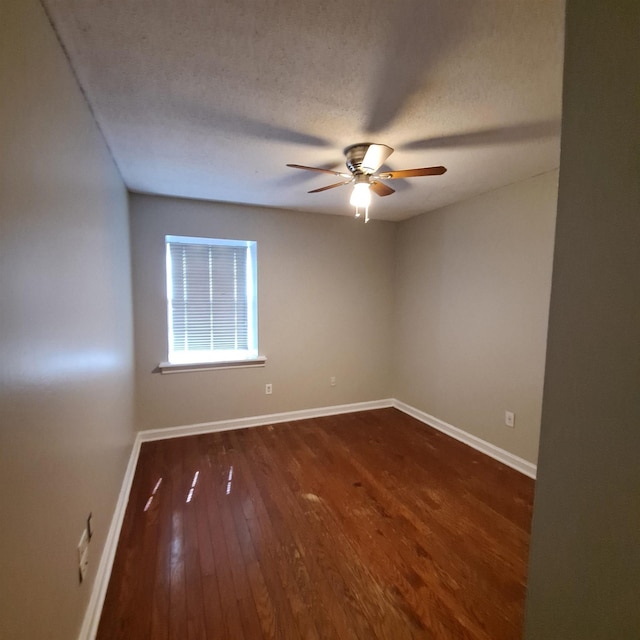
[159,234,265,373]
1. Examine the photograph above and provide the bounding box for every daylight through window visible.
[165,235,258,365]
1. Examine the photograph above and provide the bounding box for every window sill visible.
[157,356,267,374]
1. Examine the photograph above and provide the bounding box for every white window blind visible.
[165,235,258,364]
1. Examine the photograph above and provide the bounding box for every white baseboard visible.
[392,399,537,478]
[138,398,395,442]
[80,396,534,637]
[78,436,142,640]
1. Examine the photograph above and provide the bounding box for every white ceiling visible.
[41,0,565,221]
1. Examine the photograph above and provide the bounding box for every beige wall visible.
[0,2,135,639]
[131,177,559,461]
[525,1,640,637]
[130,194,396,430]
[393,171,558,463]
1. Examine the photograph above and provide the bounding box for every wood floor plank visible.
[196,434,247,640]
[149,443,172,640]
[320,411,527,638]
[97,408,534,639]
[167,437,187,640]
[248,425,377,639]
[283,422,483,640]
[207,434,266,640]
[228,428,334,640]
[182,435,208,640]
[203,433,273,640]
[226,431,316,640]
[261,423,419,640]
[189,438,225,640]
[296,421,481,638]
[97,441,164,639]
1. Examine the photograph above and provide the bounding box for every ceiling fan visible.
[287,143,446,221]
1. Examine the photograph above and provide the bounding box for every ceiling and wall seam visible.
[37,0,125,184]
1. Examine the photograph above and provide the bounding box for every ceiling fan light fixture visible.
[350,182,371,208]
[350,182,372,222]
[286,143,446,225]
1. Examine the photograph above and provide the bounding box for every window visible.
[164,235,260,369]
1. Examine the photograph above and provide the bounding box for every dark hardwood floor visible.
[97,408,534,639]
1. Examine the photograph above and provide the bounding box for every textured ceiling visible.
[41,0,565,221]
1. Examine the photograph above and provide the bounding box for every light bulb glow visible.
[350,183,371,208]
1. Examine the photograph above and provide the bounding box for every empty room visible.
[1,1,638,639]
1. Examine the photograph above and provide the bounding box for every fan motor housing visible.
[344,143,374,175]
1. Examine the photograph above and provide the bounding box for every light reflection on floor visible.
[226,465,234,495]
[186,470,199,503]
[143,477,163,512]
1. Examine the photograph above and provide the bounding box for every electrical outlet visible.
[265,383,272,395]
[505,411,515,428]
[78,529,89,584]
[330,376,336,387]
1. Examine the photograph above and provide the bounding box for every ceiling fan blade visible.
[380,166,447,179]
[370,180,395,197]
[361,144,394,173]
[287,163,350,178]
[308,180,352,194]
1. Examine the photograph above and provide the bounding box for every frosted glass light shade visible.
[350,183,371,208]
